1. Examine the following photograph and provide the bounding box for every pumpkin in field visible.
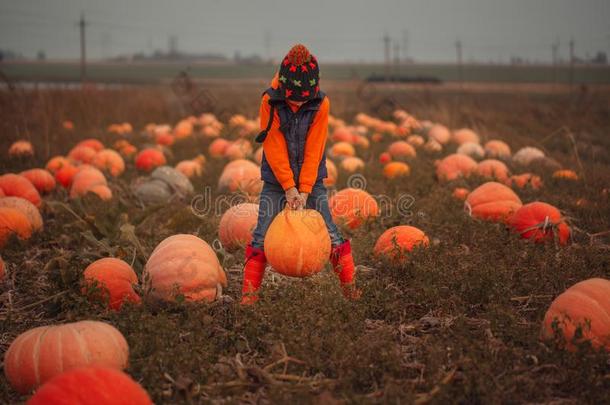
[218,203,259,252]
[175,156,205,179]
[83,258,140,310]
[46,156,71,173]
[476,159,510,182]
[457,142,485,160]
[435,154,478,182]
[70,167,110,200]
[324,159,338,187]
[19,169,56,194]
[133,179,173,205]
[505,173,543,190]
[9,140,34,157]
[264,209,331,277]
[383,162,410,179]
[54,164,80,189]
[117,142,137,159]
[329,142,356,158]
[0,174,41,207]
[424,139,443,153]
[155,131,175,146]
[452,128,480,145]
[388,141,416,160]
[332,126,355,143]
[465,182,522,223]
[508,202,570,245]
[225,139,253,160]
[484,140,511,159]
[218,159,262,196]
[92,149,125,177]
[3,320,129,394]
[329,188,379,229]
[452,188,470,201]
[407,135,425,147]
[135,148,166,172]
[340,157,365,173]
[151,166,194,196]
[27,366,152,405]
[144,234,227,302]
[173,119,194,140]
[374,226,429,263]
[428,124,451,144]
[0,207,32,248]
[541,278,610,351]
[552,169,579,181]
[379,152,392,164]
[76,139,104,152]
[62,120,74,131]
[209,138,231,158]
[512,147,545,167]
[0,197,43,232]
[354,134,370,149]
[68,145,97,164]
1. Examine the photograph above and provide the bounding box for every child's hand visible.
[285,187,305,210]
[299,192,309,207]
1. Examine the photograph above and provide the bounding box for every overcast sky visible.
[1,0,608,63]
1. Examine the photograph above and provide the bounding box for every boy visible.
[241,44,360,305]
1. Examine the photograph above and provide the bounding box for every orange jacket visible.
[259,74,329,194]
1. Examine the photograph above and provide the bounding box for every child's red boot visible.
[330,240,361,300]
[240,245,266,305]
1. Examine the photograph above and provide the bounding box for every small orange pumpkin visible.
[135,148,166,172]
[55,164,80,188]
[92,149,125,177]
[428,124,451,144]
[20,169,56,194]
[340,157,365,173]
[0,174,41,207]
[465,182,522,223]
[224,139,253,160]
[484,140,511,159]
[436,154,478,182]
[374,225,429,263]
[452,128,480,145]
[46,156,72,173]
[0,197,43,232]
[329,188,379,229]
[388,141,416,160]
[209,138,231,158]
[218,159,262,196]
[552,169,579,181]
[452,187,470,201]
[70,168,108,199]
[8,141,34,157]
[329,142,356,158]
[83,258,140,310]
[0,207,32,248]
[505,173,543,190]
[476,159,510,182]
[383,162,410,179]
[218,203,259,252]
[68,145,97,164]
[264,209,331,277]
[76,139,104,152]
[508,202,570,245]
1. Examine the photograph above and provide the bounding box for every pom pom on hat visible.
[286,44,312,66]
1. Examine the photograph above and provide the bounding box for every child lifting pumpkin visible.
[241,44,359,304]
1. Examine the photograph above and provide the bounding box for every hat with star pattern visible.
[277,44,320,102]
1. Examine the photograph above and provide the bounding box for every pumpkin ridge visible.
[32,324,52,387]
[565,289,610,325]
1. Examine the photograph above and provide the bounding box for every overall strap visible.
[255,88,283,143]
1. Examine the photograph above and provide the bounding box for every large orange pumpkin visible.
[435,154,478,182]
[45,156,71,173]
[76,138,104,152]
[218,159,262,196]
[92,149,125,177]
[218,203,259,252]
[0,174,41,207]
[27,366,152,405]
[329,188,379,229]
[505,173,543,190]
[70,168,109,199]
[209,138,231,158]
[329,142,356,158]
[508,202,570,245]
[476,159,510,182]
[374,225,429,263]
[383,162,410,179]
[264,209,331,277]
[135,148,166,172]
[9,140,34,157]
[3,320,129,394]
[144,234,227,302]
[388,141,416,160]
[68,145,97,164]
[19,169,56,194]
[541,278,610,351]
[83,258,141,310]
[484,140,511,159]
[465,182,522,223]
[0,197,43,232]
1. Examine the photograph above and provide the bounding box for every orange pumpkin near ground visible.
[68,145,97,164]
[508,202,570,245]
[19,169,56,194]
[435,154,478,182]
[452,128,480,145]
[552,169,579,181]
[428,124,451,144]
[0,197,43,232]
[92,149,125,177]
[465,182,522,223]
[83,258,141,310]
[219,203,259,252]
[476,159,510,182]
[76,138,104,152]
[264,209,331,277]
[329,188,379,229]
[70,167,109,200]
[329,142,356,158]
[452,188,470,201]
[144,234,227,302]
[27,366,152,405]
[3,320,129,394]
[218,159,262,196]
[379,152,392,164]
[0,174,41,207]
[388,141,416,160]
[0,207,33,247]
[9,140,34,157]
[135,148,166,172]
[484,140,511,159]
[374,226,429,263]
[340,157,365,173]
[209,138,231,158]
[541,278,610,351]
[505,173,542,190]
[55,164,80,188]
[383,162,410,179]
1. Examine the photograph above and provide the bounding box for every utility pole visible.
[569,37,575,87]
[551,37,559,85]
[393,41,400,81]
[78,12,87,84]
[455,39,463,86]
[402,29,409,63]
[383,33,391,82]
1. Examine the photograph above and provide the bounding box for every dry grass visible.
[0,82,609,404]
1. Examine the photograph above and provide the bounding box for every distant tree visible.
[37,50,46,61]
